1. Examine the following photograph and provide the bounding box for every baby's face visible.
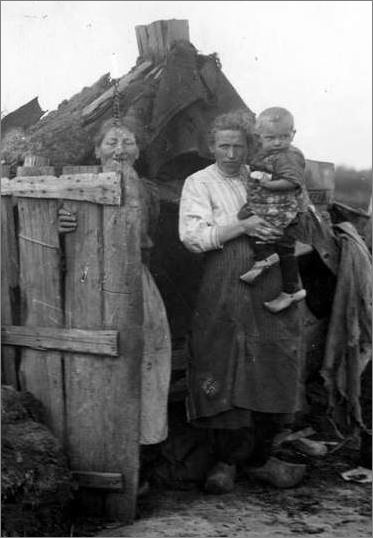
[257,120,295,153]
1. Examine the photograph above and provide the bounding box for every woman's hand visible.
[216,215,282,246]
[240,215,283,243]
[58,207,77,234]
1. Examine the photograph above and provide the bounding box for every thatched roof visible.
[1,22,254,178]
[1,97,44,135]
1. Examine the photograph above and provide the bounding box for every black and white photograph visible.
[1,1,372,536]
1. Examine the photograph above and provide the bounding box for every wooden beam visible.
[1,173,122,206]
[72,471,124,491]
[81,60,153,123]
[2,326,119,357]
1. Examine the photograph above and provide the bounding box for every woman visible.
[179,111,306,493]
[59,118,172,454]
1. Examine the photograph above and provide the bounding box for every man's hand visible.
[58,207,77,234]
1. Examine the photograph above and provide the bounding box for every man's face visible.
[210,130,248,176]
[258,121,295,153]
[96,127,139,170]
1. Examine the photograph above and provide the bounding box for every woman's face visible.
[210,129,248,176]
[96,127,139,170]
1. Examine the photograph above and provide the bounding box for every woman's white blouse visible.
[179,163,250,253]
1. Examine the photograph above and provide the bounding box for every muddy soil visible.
[73,449,371,538]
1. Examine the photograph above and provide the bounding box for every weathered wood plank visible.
[17,198,65,443]
[73,471,124,491]
[17,166,55,177]
[135,25,147,57]
[135,20,189,60]
[147,23,159,60]
[152,21,164,60]
[1,173,122,205]
[2,326,119,357]
[62,165,102,175]
[63,199,107,514]
[166,19,190,46]
[1,164,11,178]
[63,167,142,521]
[102,165,143,520]
[82,61,153,122]
[24,154,50,167]
[144,65,164,80]
[1,196,19,388]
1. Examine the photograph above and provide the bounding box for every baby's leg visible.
[240,239,279,284]
[264,228,306,313]
[276,235,301,294]
[253,240,275,262]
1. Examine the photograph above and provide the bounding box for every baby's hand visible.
[250,171,272,186]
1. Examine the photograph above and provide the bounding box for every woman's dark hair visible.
[208,110,256,147]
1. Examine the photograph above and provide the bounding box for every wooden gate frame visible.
[1,166,143,523]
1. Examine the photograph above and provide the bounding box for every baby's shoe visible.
[240,253,279,284]
[264,289,306,313]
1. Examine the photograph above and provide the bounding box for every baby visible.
[238,107,311,313]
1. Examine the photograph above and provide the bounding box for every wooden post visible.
[135,19,190,61]
[1,194,19,388]
[16,169,66,443]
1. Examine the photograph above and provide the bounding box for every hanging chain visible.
[112,78,120,125]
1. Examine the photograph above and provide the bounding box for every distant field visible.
[334,167,372,212]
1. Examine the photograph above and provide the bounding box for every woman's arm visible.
[217,215,282,245]
[179,175,282,253]
[179,176,220,252]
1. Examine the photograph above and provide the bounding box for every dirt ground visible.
[73,448,371,538]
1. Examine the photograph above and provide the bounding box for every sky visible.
[1,0,372,169]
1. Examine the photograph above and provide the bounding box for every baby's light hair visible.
[256,107,295,133]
